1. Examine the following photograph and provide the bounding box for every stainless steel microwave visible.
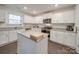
[43,18,51,23]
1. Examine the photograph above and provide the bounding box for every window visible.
[8,14,22,24]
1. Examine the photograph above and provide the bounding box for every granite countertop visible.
[18,30,48,42]
[0,26,76,34]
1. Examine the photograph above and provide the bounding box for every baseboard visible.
[0,40,17,48]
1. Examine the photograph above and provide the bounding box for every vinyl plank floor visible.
[48,40,77,54]
[0,41,77,54]
[0,42,17,54]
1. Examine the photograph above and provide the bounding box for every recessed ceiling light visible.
[24,7,28,10]
[55,4,58,7]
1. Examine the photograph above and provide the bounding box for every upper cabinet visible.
[52,10,75,23]
[35,9,75,23]
[24,15,34,23]
[75,5,79,28]
[24,15,43,23]
[34,13,52,23]
[42,13,52,19]
[0,9,5,22]
[23,8,75,24]
[34,16,43,23]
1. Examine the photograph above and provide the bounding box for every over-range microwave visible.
[43,18,51,23]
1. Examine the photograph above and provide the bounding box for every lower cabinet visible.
[9,30,17,42]
[0,30,17,46]
[64,32,76,48]
[50,30,76,48]
[50,31,64,44]
[0,31,8,45]
[76,31,79,53]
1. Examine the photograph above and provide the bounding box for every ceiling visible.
[0,4,75,16]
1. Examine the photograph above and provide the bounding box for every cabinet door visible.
[50,31,76,48]
[34,16,43,23]
[76,31,79,53]
[0,31,8,45]
[63,32,76,48]
[0,9,5,22]
[9,30,17,42]
[24,15,34,23]
[61,10,74,23]
[52,10,74,23]
[50,31,64,44]
[50,31,57,42]
[75,5,79,28]
[75,5,79,53]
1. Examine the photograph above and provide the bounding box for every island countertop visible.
[17,30,48,42]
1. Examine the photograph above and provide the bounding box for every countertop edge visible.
[17,32,48,43]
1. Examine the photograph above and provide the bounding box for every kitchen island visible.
[17,30,48,54]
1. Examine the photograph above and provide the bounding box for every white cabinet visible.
[24,9,74,23]
[50,30,76,48]
[34,13,52,23]
[34,16,43,23]
[75,5,79,28]
[76,31,79,53]
[50,31,64,44]
[52,10,75,23]
[52,13,63,23]
[24,15,34,23]
[64,10,74,23]
[42,13,52,19]
[75,5,79,53]
[0,31,8,45]
[34,9,75,23]
[64,32,76,48]
[0,30,17,46]
[0,9,5,22]
[9,30,17,42]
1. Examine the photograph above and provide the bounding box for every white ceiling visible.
[1,4,75,16]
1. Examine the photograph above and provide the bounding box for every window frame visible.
[8,14,23,25]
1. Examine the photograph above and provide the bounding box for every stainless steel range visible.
[41,26,52,37]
